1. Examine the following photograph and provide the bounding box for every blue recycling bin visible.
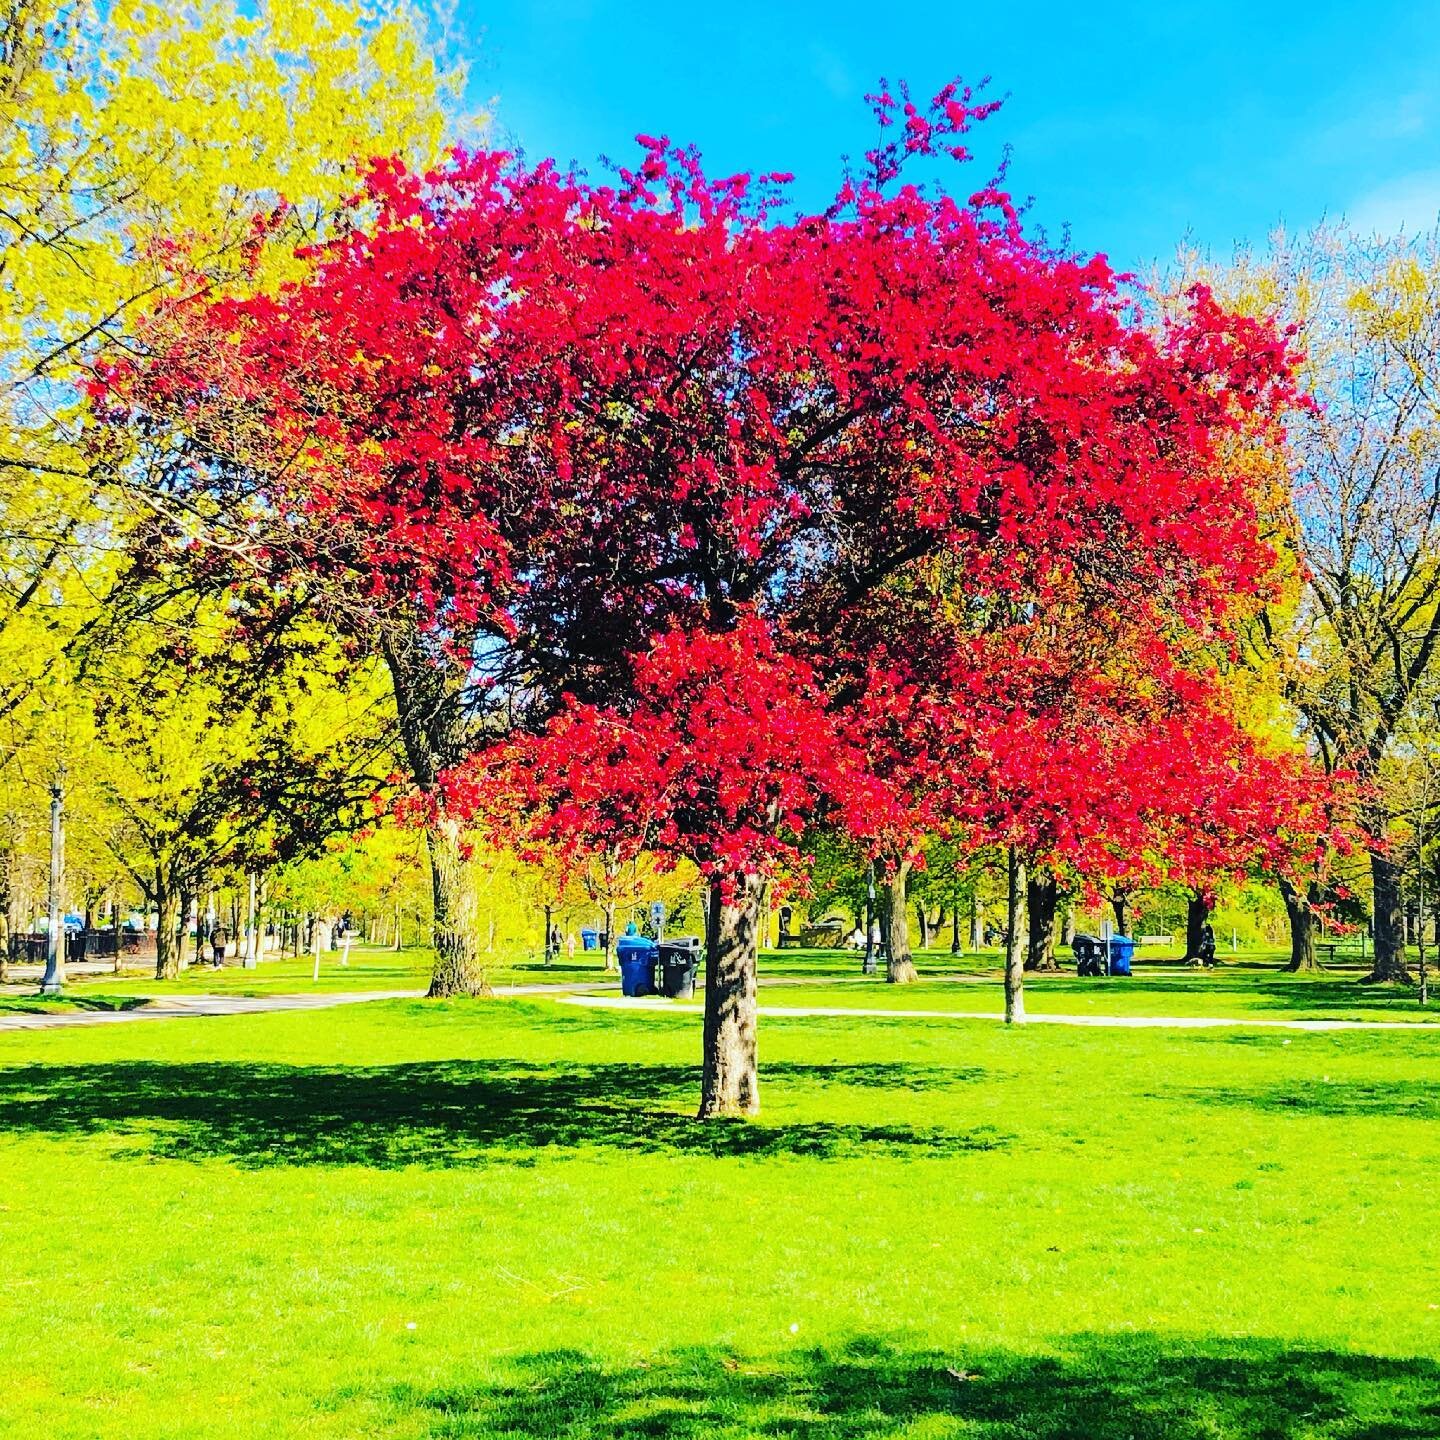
[617,935,658,996]
[580,927,599,952]
[1107,935,1135,976]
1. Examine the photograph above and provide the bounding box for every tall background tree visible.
[1205,225,1440,982]
[0,0,470,980]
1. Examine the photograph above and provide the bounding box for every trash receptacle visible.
[1107,935,1135,976]
[617,935,657,997]
[1072,934,1105,977]
[658,936,701,999]
[580,927,598,952]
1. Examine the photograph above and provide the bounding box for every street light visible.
[40,781,64,997]
[862,862,877,975]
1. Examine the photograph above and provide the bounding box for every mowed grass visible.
[0,945,616,1012]
[3,983,1440,1437]
[11,941,1440,1028]
[753,951,1440,1025]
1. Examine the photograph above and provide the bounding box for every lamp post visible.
[40,781,64,996]
[244,872,258,969]
[862,862,877,975]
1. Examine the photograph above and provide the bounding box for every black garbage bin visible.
[1071,933,1106,977]
[658,936,702,999]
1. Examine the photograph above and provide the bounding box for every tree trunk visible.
[951,900,961,955]
[699,873,762,1118]
[1111,893,1130,937]
[1278,876,1320,972]
[381,625,479,994]
[1004,846,1026,1023]
[426,818,489,996]
[915,899,931,951]
[970,894,983,951]
[1365,848,1413,983]
[0,843,11,985]
[155,878,179,981]
[1025,870,1058,971]
[884,860,918,984]
[178,888,195,971]
[1062,906,1076,946]
[603,902,616,972]
[1184,891,1211,965]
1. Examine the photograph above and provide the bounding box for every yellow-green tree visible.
[90,593,398,978]
[0,0,466,725]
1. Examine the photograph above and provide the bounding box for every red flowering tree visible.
[100,80,1303,1115]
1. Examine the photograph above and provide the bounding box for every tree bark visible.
[603,901,616,972]
[154,877,179,981]
[1025,870,1058,971]
[381,622,481,996]
[1004,846,1026,1023]
[1183,891,1211,965]
[178,887,195,971]
[1365,848,1413,983]
[915,899,931,951]
[0,841,11,985]
[426,818,489,996]
[970,894,983,951]
[950,899,961,955]
[884,860,918,984]
[699,873,762,1118]
[1278,876,1320,972]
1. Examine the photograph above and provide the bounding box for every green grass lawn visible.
[2,977,1440,1437]
[12,942,1440,1029]
[0,944,617,1011]
[749,952,1440,1025]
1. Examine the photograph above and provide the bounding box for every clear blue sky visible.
[454,0,1440,271]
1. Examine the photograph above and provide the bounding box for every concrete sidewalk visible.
[556,994,1440,1033]
[0,981,615,1032]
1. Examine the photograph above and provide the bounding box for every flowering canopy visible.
[98,79,1311,889]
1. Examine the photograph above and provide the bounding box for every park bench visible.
[776,922,846,949]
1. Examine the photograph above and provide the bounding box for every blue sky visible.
[454,0,1440,271]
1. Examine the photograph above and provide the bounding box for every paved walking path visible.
[3,960,136,984]
[0,981,612,1032]
[557,994,1440,1033]
[8,980,1432,1035]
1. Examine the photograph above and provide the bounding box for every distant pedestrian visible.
[211,924,227,967]
[566,931,577,960]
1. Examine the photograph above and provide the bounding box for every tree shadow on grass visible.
[0,1059,1006,1168]
[1023,970,1437,1019]
[368,1333,1440,1439]
[0,994,151,1015]
[765,1061,987,1090]
[1179,1079,1440,1121]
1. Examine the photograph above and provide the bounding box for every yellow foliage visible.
[0,0,469,745]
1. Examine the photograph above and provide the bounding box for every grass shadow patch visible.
[0,1059,1009,1168]
[366,1333,1440,1438]
[0,993,151,1015]
[1178,1079,1440,1120]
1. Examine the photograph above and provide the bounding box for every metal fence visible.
[6,930,158,963]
